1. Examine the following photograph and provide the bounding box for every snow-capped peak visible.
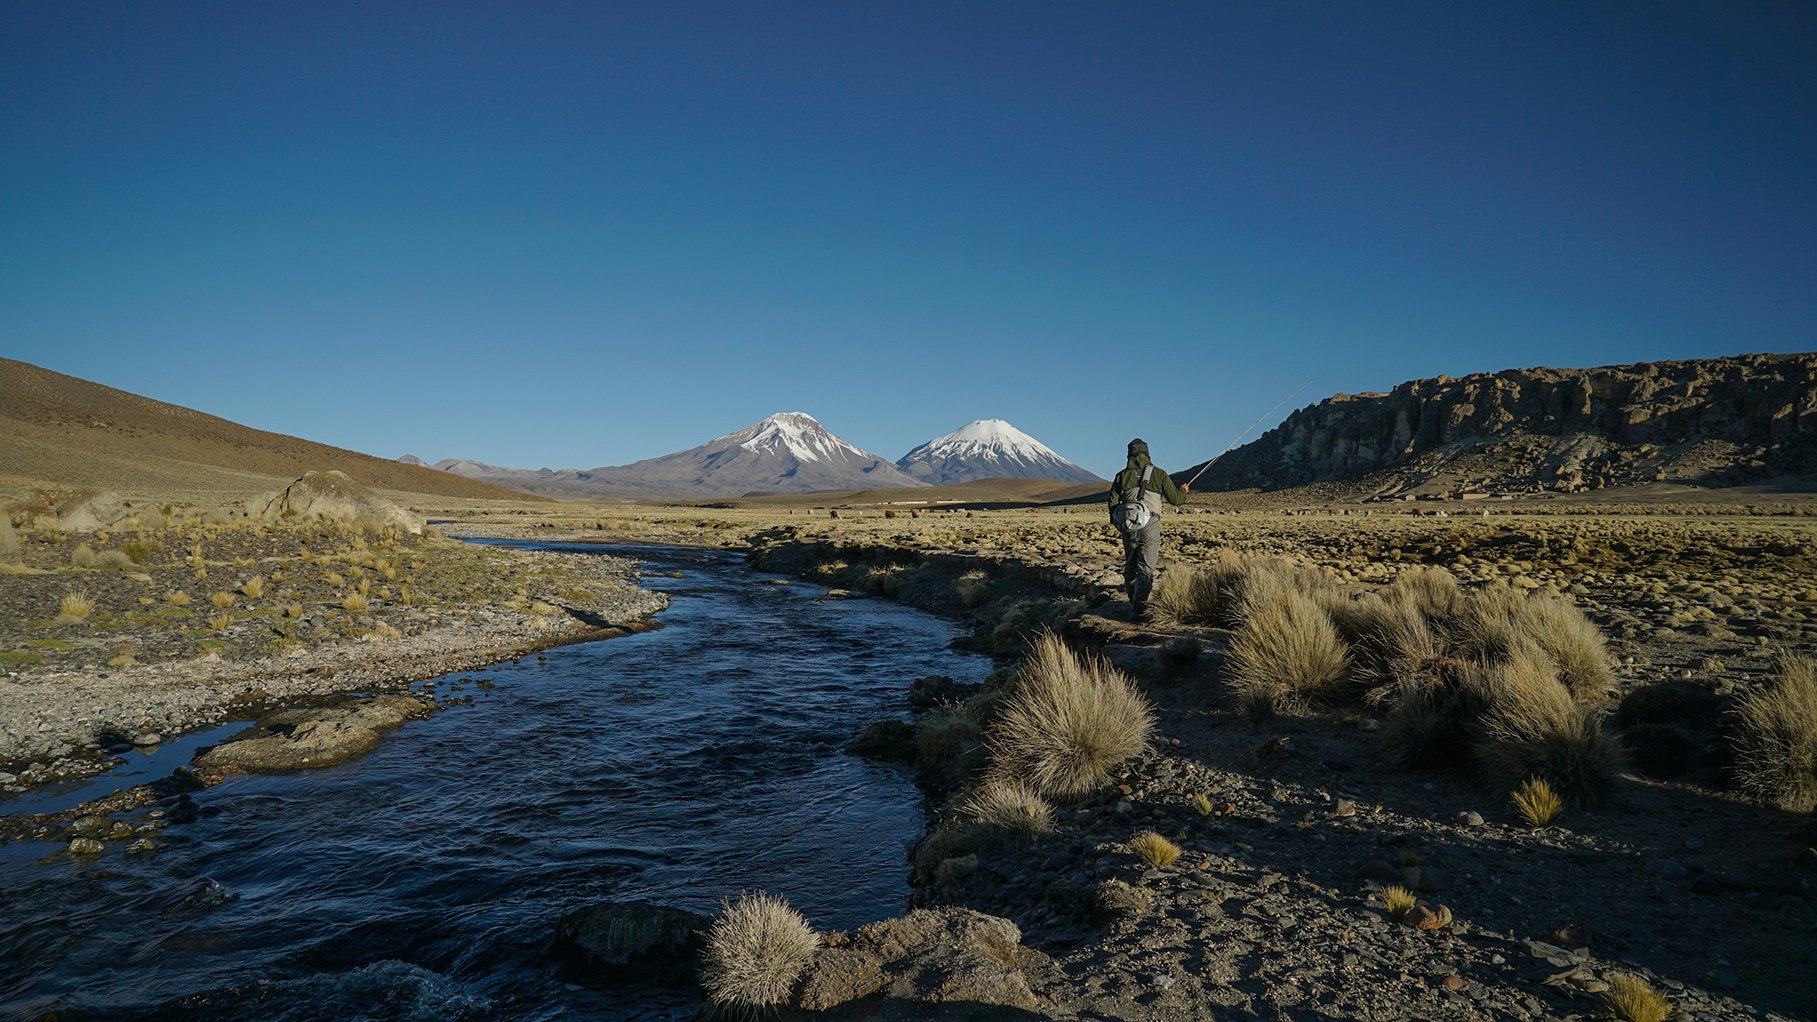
[914,419,1063,460]
[722,411,858,464]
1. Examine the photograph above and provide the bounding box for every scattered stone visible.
[131,733,162,747]
[793,908,1053,1013]
[67,837,105,856]
[1457,810,1485,827]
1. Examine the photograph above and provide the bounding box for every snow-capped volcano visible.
[569,412,927,497]
[897,419,1103,485]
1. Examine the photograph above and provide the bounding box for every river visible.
[0,542,987,1021]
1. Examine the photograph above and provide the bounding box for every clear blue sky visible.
[4,2,1813,478]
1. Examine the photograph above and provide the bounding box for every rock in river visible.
[194,695,434,773]
[552,901,710,984]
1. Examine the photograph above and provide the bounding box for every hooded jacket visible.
[1108,453,1187,518]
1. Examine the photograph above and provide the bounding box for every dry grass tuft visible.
[70,543,99,569]
[528,600,559,616]
[164,591,191,607]
[961,777,1053,837]
[341,592,370,613]
[1128,830,1181,867]
[56,592,96,623]
[1474,653,1626,805]
[1603,973,1671,1022]
[989,631,1155,799]
[208,591,234,610]
[369,621,402,640]
[1225,590,1349,715]
[0,518,18,564]
[1381,884,1417,919]
[700,892,820,1015]
[917,703,985,766]
[1511,776,1564,827]
[207,613,233,632]
[240,576,264,599]
[1731,654,1817,812]
[1384,565,1463,623]
[1148,567,1224,627]
[1188,792,1214,816]
[283,602,304,619]
[1521,594,1615,701]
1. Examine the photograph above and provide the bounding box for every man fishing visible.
[1108,438,1188,622]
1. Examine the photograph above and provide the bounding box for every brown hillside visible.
[0,358,540,502]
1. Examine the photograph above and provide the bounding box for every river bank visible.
[0,523,667,793]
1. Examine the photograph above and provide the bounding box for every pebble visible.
[131,733,162,746]
[1456,810,1485,827]
[1333,800,1356,817]
[67,837,105,856]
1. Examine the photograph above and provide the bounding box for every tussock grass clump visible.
[952,571,994,609]
[1128,830,1180,867]
[1474,653,1625,805]
[1188,792,1214,816]
[700,892,819,1015]
[1731,654,1817,812]
[528,600,558,616]
[916,704,984,765]
[240,576,264,599]
[989,631,1155,799]
[369,621,402,640]
[283,602,304,619]
[1225,590,1348,715]
[342,592,370,613]
[56,592,95,623]
[207,613,233,632]
[1454,587,1532,664]
[1603,973,1671,1022]
[208,591,234,610]
[0,518,19,564]
[961,777,1053,837]
[70,543,99,569]
[1321,590,1436,687]
[1384,566,1463,624]
[1511,776,1564,827]
[1148,567,1224,627]
[1381,884,1417,920]
[1520,595,1615,701]
[1227,556,1331,630]
[164,591,191,607]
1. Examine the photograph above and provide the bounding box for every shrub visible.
[342,593,370,613]
[960,777,1053,837]
[56,592,95,623]
[1381,884,1417,920]
[1603,973,1671,1022]
[1474,653,1625,805]
[1129,830,1181,867]
[1731,654,1817,812]
[988,631,1155,799]
[209,591,234,610]
[1511,776,1564,827]
[700,892,819,1014]
[240,576,264,599]
[1225,590,1349,715]
[120,539,158,564]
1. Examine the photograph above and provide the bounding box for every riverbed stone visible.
[845,719,918,763]
[194,695,433,773]
[553,900,710,984]
[791,907,1053,1013]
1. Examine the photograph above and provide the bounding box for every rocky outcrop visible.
[195,695,434,773]
[787,908,1054,1017]
[1188,353,1817,494]
[261,470,423,533]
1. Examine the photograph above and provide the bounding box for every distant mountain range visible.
[897,419,1101,485]
[402,414,1099,499]
[1185,353,1817,497]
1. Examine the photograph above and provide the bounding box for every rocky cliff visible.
[1188,353,1817,495]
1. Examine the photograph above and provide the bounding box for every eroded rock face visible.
[261,470,423,534]
[195,695,433,773]
[1190,353,1817,493]
[791,908,1052,1015]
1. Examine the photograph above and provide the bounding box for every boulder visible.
[553,901,710,984]
[195,695,432,773]
[844,719,918,764]
[260,470,422,534]
[59,491,130,532]
[791,908,1053,1015]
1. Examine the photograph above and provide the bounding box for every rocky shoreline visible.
[0,538,666,794]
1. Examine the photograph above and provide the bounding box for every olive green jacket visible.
[1108,454,1187,514]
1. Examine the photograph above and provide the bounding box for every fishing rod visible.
[1184,379,1315,488]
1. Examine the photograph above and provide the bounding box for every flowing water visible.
[0,542,987,1021]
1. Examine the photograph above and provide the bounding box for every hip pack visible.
[1110,468,1154,535]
